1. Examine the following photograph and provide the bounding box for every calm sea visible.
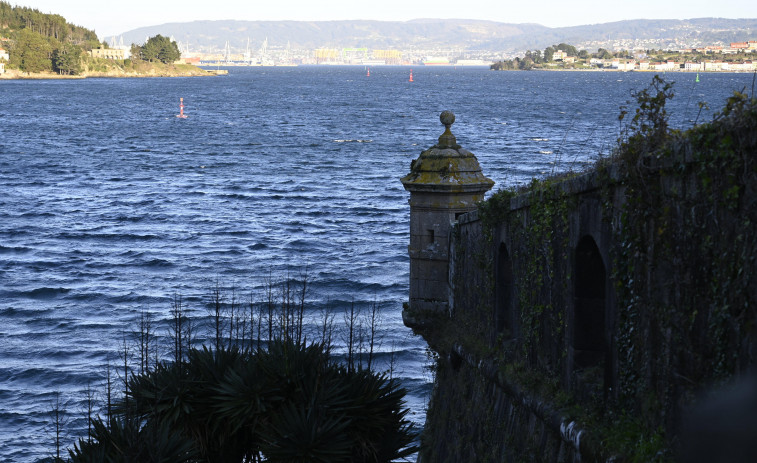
[1,66,754,462]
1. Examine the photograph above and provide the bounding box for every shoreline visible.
[3,66,752,79]
[0,66,219,80]
[491,67,757,73]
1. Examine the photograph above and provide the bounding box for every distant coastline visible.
[0,64,219,80]
[492,67,755,73]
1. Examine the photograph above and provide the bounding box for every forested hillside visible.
[0,1,106,74]
[0,1,102,74]
[0,2,201,77]
[0,1,98,44]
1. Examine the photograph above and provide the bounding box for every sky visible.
[11,0,757,39]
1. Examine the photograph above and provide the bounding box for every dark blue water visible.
[0,67,753,462]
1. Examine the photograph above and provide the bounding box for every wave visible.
[58,232,160,241]
[0,245,32,254]
[112,214,145,223]
[142,258,175,268]
[0,307,24,317]
[19,211,55,218]
[218,193,252,200]
[19,287,71,300]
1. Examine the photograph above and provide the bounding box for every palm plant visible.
[72,339,416,462]
[69,417,196,463]
[68,277,417,462]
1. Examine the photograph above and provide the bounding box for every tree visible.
[596,48,613,59]
[129,43,141,60]
[0,1,98,46]
[135,35,180,64]
[490,60,516,70]
[11,28,52,72]
[52,42,82,75]
[543,46,555,62]
[556,42,578,56]
[517,56,534,70]
[155,37,180,64]
[525,49,542,64]
[578,49,589,59]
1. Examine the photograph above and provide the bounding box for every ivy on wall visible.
[442,77,757,461]
[610,85,757,432]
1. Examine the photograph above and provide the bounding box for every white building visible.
[0,48,8,74]
[703,61,726,71]
[553,50,568,61]
[650,60,678,71]
[610,59,636,71]
[729,61,757,71]
[685,62,704,71]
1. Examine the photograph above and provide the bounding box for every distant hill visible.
[522,18,757,49]
[118,19,548,52]
[117,18,757,54]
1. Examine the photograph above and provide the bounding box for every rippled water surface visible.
[1,67,754,461]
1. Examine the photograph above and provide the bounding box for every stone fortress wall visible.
[403,105,757,461]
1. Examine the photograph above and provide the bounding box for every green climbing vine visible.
[609,81,757,439]
[427,76,757,462]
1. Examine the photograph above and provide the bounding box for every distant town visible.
[492,40,757,72]
[97,35,493,67]
[93,34,757,71]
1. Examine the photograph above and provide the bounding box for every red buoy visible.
[367,67,370,77]
[177,97,188,119]
[409,69,413,82]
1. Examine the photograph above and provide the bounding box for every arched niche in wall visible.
[495,242,514,339]
[573,235,607,375]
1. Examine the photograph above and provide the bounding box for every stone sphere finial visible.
[440,110,455,129]
[437,111,457,148]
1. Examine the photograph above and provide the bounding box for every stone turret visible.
[401,111,494,328]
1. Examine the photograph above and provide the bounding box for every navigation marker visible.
[177,97,188,119]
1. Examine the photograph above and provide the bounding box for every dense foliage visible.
[0,0,98,74]
[0,1,98,44]
[491,42,592,70]
[131,35,181,64]
[51,42,83,75]
[54,278,417,463]
[607,79,757,454]
[1,3,189,75]
[70,342,416,463]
